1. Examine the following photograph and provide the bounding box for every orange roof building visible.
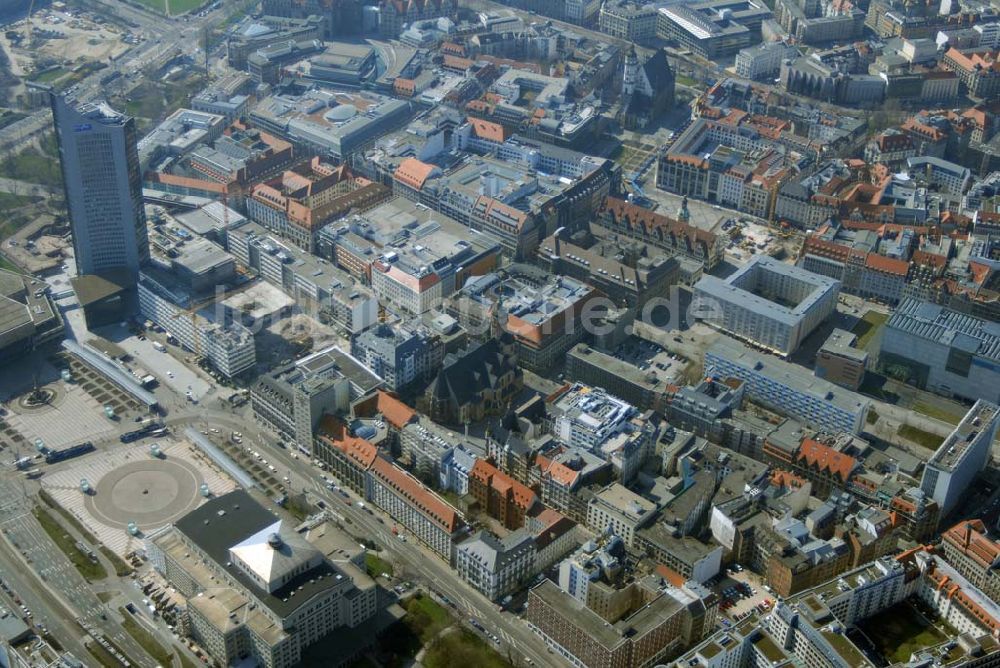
[469,459,539,530]
[369,457,464,558]
[393,157,440,192]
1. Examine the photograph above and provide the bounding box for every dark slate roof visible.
[175,490,346,619]
[428,339,519,408]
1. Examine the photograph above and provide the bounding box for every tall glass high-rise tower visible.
[51,93,149,278]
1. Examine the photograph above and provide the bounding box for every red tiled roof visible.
[470,460,537,510]
[468,116,509,143]
[370,457,461,532]
[317,418,379,470]
[865,253,909,276]
[796,438,857,484]
[911,249,947,269]
[443,54,474,71]
[942,519,1000,570]
[655,564,687,587]
[394,158,437,191]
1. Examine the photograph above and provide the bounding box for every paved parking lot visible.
[97,323,211,402]
[719,568,774,619]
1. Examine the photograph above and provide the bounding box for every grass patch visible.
[377,593,453,667]
[87,641,128,667]
[100,546,134,577]
[676,74,699,87]
[30,67,68,83]
[32,506,107,582]
[898,424,945,450]
[857,603,950,664]
[168,0,209,13]
[0,253,19,273]
[39,489,99,543]
[97,591,115,603]
[0,147,63,189]
[405,593,451,642]
[912,401,962,425]
[129,0,167,13]
[178,652,200,668]
[853,311,889,350]
[365,552,394,578]
[424,629,511,668]
[284,494,309,521]
[866,408,879,425]
[119,607,173,667]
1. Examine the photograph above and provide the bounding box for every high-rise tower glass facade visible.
[51,94,149,277]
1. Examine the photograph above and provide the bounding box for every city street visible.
[211,417,567,667]
[0,477,158,667]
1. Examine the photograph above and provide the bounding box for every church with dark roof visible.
[419,333,523,425]
[618,47,676,130]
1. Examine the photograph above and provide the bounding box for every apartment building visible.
[446,267,598,372]
[367,457,466,560]
[735,41,799,80]
[136,271,255,378]
[351,321,443,391]
[326,198,501,314]
[942,48,1000,101]
[598,0,658,42]
[566,344,675,413]
[596,197,727,271]
[941,519,1000,604]
[251,345,383,451]
[468,459,539,530]
[455,530,536,601]
[528,577,707,668]
[535,232,680,308]
[705,337,870,434]
[247,158,390,252]
[693,255,840,356]
[228,222,379,336]
[586,484,657,548]
[815,329,868,391]
[548,383,653,483]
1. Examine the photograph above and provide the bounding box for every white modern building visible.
[548,383,653,483]
[137,271,256,378]
[735,41,799,80]
[693,255,840,356]
[920,400,1000,517]
[557,533,626,603]
[705,337,870,434]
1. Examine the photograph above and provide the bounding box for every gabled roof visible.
[354,390,417,429]
[370,458,461,533]
[795,438,857,483]
[943,519,1000,570]
[394,157,438,191]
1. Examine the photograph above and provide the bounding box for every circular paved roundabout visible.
[85,457,205,530]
